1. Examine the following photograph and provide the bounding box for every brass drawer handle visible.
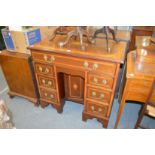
[98,107,102,112]
[50,56,55,62]
[44,92,48,97]
[44,55,55,63]
[100,93,105,99]
[83,61,89,69]
[93,77,98,83]
[91,105,95,111]
[48,81,52,86]
[92,91,96,97]
[43,55,48,61]
[39,66,43,72]
[93,63,98,70]
[42,79,46,84]
[50,94,54,99]
[45,68,49,73]
[102,79,107,85]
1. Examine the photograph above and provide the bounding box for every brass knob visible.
[44,92,47,97]
[93,77,98,83]
[45,68,49,73]
[98,107,102,112]
[50,94,54,99]
[92,91,96,97]
[50,56,55,62]
[48,81,52,86]
[44,55,55,63]
[91,106,95,111]
[42,79,46,84]
[100,93,105,99]
[93,63,98,70]
[43,55,48,61]
[39,66,43,72]
[73,84,78,90]
[102,79,107,85]
[83,61,89,69]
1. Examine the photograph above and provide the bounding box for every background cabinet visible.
[0,51,39,105]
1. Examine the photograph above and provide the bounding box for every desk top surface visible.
[0,50,30,59]
[127,46,155,80]
[29,35,128,64]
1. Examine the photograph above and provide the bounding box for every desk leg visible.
[134,104,146,129]
[114,84,128,128]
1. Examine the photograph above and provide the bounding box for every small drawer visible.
[37,75,56,89]
[127,91,148,103]
[86,100,108,117]
[87,87,111,104]
[128,80,152,93]
[88,73,114,89]
[34,62,55,77]
[32,51,55,63]
[39,88,58,104]
[127,80,153,103]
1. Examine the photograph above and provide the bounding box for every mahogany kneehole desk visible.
[29,36,127,128]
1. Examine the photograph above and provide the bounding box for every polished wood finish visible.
[87,86,111,103]
[87,73,114,89]
[115,48,155,128]
[29,35,127,128]
[0,50,38,105]
[130,26,155,51]
[64,74,84,103]
[37,75,56,89]
[39,87,58,104]
[34,62,55,77]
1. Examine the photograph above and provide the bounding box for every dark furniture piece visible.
[135,80,155,129]
[0,26,6,50]
[129,26,155,51]
[115,46,155,128]
[0,50,39,105]
[29,34,128,128]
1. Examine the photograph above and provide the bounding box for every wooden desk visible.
[29,35,127,128]
[115,47,155,128]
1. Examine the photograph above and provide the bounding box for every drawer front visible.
[127,91,148,103]
[86,60,116,76]
[87,87,111,104]
[32,52,55,63]
[86,100,108,117]
[127,80,153,103]
[55,56,116,76]
[128,80,152,93]
[34,62,55,77]
[39,87,58,104]
[32,51,116,76]
[88,73,114,89]
[37,75,56,89]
